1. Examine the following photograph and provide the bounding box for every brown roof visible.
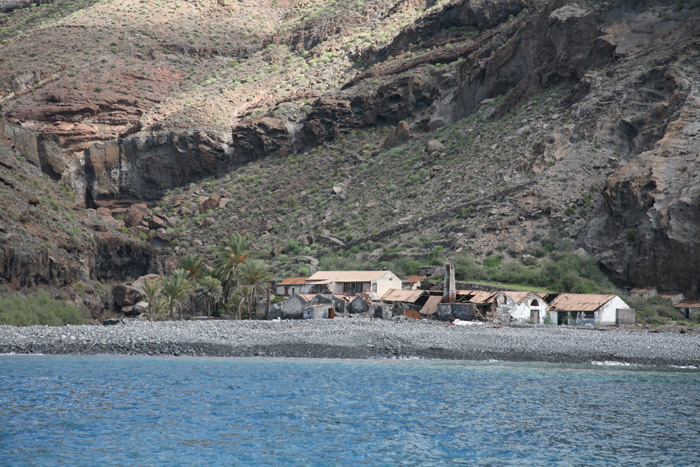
[549,294,616,312]
[297,294,316,302]
[381,289,427,303]
[630,287,657,294]
[456,290,497,304]
[674,300,700,309]
[307,270,391,282]
[403,275,425,283]
[659,293,683,299]
[419,295,443,316]
[500,291,533,304]
[277,277,308,286]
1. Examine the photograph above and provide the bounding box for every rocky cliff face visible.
[84,130,232,201]
[1,0,699,294]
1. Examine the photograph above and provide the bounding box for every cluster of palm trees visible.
[139,233,272,320]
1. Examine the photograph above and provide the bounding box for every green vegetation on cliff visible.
[0,290,88,326]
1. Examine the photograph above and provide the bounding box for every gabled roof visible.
[276,277,308,286]
[402,275,425,283]
[381,289,427,303]
[499,291,538,304]
[307,270,391,282]
[296,294,317,302]
[548,294,616,312]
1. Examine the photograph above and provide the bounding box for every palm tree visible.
[140,278,162,321]
[238,259,271,320]
[177,254,207,281]
[213,233,252,302]
[177,254,207,314]
[195,276,222,318]
[229,285,253,320]
[160,268,193,319]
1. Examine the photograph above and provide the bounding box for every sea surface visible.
[1,355,699,466]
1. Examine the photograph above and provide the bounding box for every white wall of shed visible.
[598,296,630,325]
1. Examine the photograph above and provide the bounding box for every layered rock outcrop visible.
[84,131,231,201]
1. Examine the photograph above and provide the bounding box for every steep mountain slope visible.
[1,0,699,299]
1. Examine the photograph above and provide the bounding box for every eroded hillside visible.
[1,0,699,302]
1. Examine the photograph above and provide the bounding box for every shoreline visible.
[1,319,699,368]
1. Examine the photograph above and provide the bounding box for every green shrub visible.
[283,240,300,254]
[483,254,503,269]
[453,252,487,281]
[426,246,445,266]
[625,295,684,324]
[0,290,89,326]
[298,266,311,276]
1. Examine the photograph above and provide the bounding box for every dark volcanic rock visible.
[113,285,145,308]
[231,117,294,161]
[85,131,230,200]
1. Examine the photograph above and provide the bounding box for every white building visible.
[493,291,548,324]
[305,270,402,300]
[548,294,634,326]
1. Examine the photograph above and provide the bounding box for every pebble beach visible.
[1,318,699,367]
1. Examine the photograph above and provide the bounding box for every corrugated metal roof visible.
[307,270,391,282]
[402,275,425,283]
[276,277,308,286]
[456,290,497,304]
[381,289,427,303]
[549,294,616,312]
[501,291,533,304]
[419,295,443,315]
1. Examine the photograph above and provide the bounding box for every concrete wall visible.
[598,296,631,325]
[269,294,307,320]
[275,284,310,296]
[303,306,329,319]
[616,308,636,325]
[436,303,476,321]
[373,272,403,300]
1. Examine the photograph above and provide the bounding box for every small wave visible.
[591,361,638,367]
[0,352,45,356]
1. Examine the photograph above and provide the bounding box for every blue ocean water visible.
[0,355,699,466]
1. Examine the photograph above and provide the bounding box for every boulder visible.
[296,234,313,246]
[113,284,145,307]
[134,301,149,314]
[96,207,112,217]
[131,274,161,293]
[382,121,412,149]
[199,195,221,213]
[270,245,283,257]
[150,215,168,230]
[425,140,446,154]
[124,203,150,228]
